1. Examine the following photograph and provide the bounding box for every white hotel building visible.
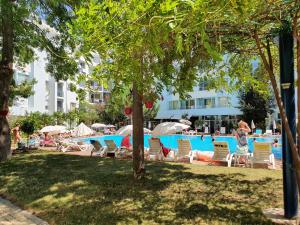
[156,82,242,132]
[11,51,79,116]
[10,51,109,116]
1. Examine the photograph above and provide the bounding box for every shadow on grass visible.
[0,152,282,225]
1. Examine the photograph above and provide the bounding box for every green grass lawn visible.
[0,151,282,225]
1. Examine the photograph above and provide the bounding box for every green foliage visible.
[14,112,55,132]
[194,119,204,128]
[238,88,274,129]
[144,103,159,121]
[1,0,83,104]
[9,79,37,106]
[52,112,66,125]
[20,120,35,137]
[77,102,100,125]
[70,0,224,101]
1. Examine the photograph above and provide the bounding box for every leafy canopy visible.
[1,0,83,101]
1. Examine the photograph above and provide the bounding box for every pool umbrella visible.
[40,125,66,135]
[116,125,151,136]
[179,119,192,126]
[91,123,107,129]
[273,120,277,130]
[152,122,190,137]
[251,120,255,130]
[73,123,94,137]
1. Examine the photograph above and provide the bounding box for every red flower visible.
[144,101,154,109]
[124,107,132,115]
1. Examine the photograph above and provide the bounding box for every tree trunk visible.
[296,38,300,153]
[254,31,300,193]
[0,0,14,161]
[132,82,145,179]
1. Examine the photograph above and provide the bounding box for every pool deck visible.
[0,197,48,225]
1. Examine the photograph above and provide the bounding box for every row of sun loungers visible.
[58,138,276,168]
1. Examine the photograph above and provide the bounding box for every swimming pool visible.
[80,134,282,159]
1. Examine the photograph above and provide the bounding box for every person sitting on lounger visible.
[150,137,171,157]
[43,133,56,147]
[120,134,133,157]
[121,134,132,150]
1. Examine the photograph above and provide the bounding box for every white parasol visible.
[116,125,151,136]
[152,122,190,136]
[179,119,192,126]
[91,123,107,129]
[251,120,256,130]
[73,123,94,137]
[273,120,277,130]
[40,125,67,135]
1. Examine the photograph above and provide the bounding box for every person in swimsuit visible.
[12,124,21,146]
[236,120,251,154]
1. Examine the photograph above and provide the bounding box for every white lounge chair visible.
[212,142,233,167]
[250,142,275,169]
[59,140,92,152]
[176,139,193,163]
[264,130,273,135]
[104,139,119,157]
[147,138,163,160]
[90,140,106,157]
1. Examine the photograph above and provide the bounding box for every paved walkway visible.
[0,197,48,225]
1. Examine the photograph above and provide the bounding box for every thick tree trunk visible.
[132,82,145,179]
[0,0,14,161]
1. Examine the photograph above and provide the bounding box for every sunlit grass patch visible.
[0,151,282,225]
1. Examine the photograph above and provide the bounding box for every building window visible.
[204,98,215,108]
[180,100,186,109]
[57,100,64,112]
[168,100,179,110]
[188,99,195,109]
[57,83,64,97]
[196,98,204,108]
[218,97,231,107]
[196,98,216,108]
[199,81,208,91]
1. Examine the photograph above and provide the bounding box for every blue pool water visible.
[80,134,282,159]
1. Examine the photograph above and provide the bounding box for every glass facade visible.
[218,97,231,107]
[196,98,215,108]
[169,97,231,110]
[199,81,208,91]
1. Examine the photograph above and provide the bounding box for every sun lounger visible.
[147,138,163,160]
[28,138,40,149]
[104,140,119,157]
[212,142,233,167]
[90,140,106,157]
[176,139,193,163]
[250,142,275,169]
[264,130,272,135]
[59,140,91,152]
